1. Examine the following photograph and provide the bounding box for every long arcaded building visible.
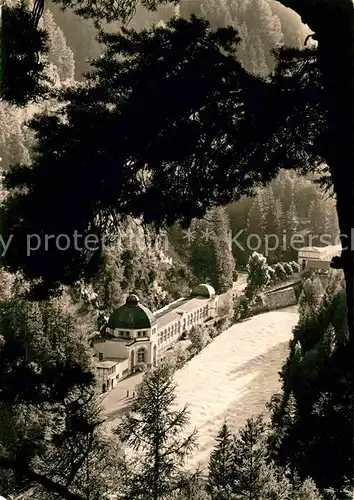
[93,284,218,393]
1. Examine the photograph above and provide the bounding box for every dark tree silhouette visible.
[1,0,353,339]
[0,17,264,298]
[0,2,50,106]
[278,0,354,360]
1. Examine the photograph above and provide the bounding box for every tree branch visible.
[0,458,85,500]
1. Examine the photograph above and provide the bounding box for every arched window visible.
[137,348,145,363]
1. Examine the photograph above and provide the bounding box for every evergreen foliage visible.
[0,16,261,298]
[208,416,324,500]
[207,421,234,499]
[188,207,235,294]
[0,3,51,106]
[115,364,199,500]
[227,170,339,266]
[268,272,352,493]
[0,291,124,500]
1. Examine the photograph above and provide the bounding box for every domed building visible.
[93,285,218,393]
[190,283,216,299]
[108,294,157,331]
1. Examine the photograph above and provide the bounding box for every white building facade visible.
[298,245,341,272]
[93,284,218,393]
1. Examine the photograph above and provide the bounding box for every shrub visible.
[245,252,270,300]
[234,296,251,321]
[283,262,293,276]
[207,325,219,339]
[188,325,208,354]
[293,282,302,300]
[267,266,277,284]
[273,263,287,282]
[174,345,188,370]
[290,261,300,273]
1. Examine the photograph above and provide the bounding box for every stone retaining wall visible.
[264,286,297,310]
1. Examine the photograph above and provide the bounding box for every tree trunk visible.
[278,0,354,347]
[321,25,354,353]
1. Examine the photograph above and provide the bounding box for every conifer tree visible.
[280,172,294,213]
[246,195,265,239]
[298,278,324,316]
[189,207,234,294]
[230,415,283,500]
[283,201,298,260]
[263,190,282,240]
[308,198,326,245]
[0,292,124,500]
[42,10,75,83]
[207,421,234,500]
[115,364,199,500]
[290,475,323,500]
[209,207,235,293]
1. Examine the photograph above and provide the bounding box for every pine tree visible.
[283,202,298,260]
[269,1,311,50]
[230,415,280,500]
[279,171,294,213]
[319,324,336,359]
[209,207,235,293]
[323,200,339,245]
[116,364,198,500]
[290,475,323,500]
[298,278,324,316]
[308,198,327,246]
[207,421,234,500]
[262,185,283,265]
[0,102,30,170]
[42,10,75,83]
[0,293,126,500]
[189,218,216,286]
[246,195,265,236]
[189,207,234,294]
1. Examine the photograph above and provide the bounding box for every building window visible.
[98,353,103,361]
[137,348,145,363]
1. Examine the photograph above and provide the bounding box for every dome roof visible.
[191,283,216,298]
[108,294,157,330]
